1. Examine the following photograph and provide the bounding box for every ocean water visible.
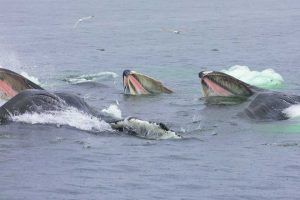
[1,0,300,199]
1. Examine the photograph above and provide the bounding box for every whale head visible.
[123,70,173,95]
[199,71,255,103]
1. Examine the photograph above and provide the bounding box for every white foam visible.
[222,65,284,88]
[65,72,118,84]
[101,104,122,119]
[20,71,41,85]
[283,104,300,119]
[12,107,112,132]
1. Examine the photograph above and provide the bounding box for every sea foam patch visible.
[222,65,284,89]
[101,104,122,119]
[64,72,118,84]
[12,107,112,132]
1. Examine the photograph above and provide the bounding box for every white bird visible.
[161,28,185,34]
[73,16,94,28]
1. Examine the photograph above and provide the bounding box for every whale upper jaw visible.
[199,71,255,99]
[122,70,173,95]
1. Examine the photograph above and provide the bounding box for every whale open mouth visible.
[123,70,173,95]
[199,71,254,98]
[0,68,43,100]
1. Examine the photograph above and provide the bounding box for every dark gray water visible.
[1,0,300,199]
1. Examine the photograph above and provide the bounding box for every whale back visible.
[0,89,98,123]
[244,92,300,121]
[0,90,63,122]
[55,92,98,116]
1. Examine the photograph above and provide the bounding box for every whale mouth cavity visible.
[123,70,150,95]
[123,70,172,95]
[0,68,44,100]
[199,71,254,98]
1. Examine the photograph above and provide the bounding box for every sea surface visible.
[1,0,300,199]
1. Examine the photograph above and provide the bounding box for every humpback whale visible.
[199,71,300,121]
[0,69,179,139]
[123,70,173,95]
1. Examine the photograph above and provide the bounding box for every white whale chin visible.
[111,117,181,140]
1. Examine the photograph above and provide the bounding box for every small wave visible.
[12,107,112,132]
[222,65,284,89]
[63,72,118,84]
[283,104,300,119]
[101,104,122,119]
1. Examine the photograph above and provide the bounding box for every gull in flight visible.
[73,16,94,28]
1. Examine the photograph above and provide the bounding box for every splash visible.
[12,107,112,132]
[276,104,300,134]
[101,104,122,119]
[20,71,41,85]
[222,65,284,89]
[63,72,118,84]
[283,104,300,119]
